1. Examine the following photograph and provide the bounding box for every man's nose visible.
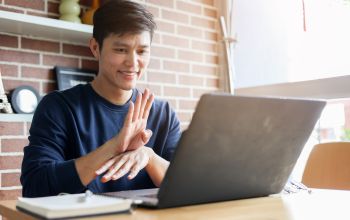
[124,51,138,68]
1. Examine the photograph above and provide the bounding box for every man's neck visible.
[91,80,133,105]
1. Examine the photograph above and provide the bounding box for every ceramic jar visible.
[59,0,81,23]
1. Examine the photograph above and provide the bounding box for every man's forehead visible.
[107,32,151,46]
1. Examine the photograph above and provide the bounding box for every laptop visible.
[104,94,326,208]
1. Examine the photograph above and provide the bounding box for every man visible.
[20,0,181,197]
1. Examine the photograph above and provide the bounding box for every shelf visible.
[0,113,33,122]
[0,10,93,44]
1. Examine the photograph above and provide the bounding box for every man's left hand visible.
[96,147,154,183]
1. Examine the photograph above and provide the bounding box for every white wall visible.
[233,0,350,88]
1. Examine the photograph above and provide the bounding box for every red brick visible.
[146,5,159,18]
[43,55,79,68]
[178,50,203,62]
[0,189,22,200]
[1,138,28,153]
[1,173,21,187]
[177,1,202,15]
[148,58,161,69]
[177,25,202,39]
[164,86,190,97]
[163,61,189,73]
[152,33,160,44]
[0,122,24,136]
[63,44,93,57]
[149,0,174,8]
[191,0,214,6]
[205,77,219,88]
[3,79,40,94]
[205,54,218,64]
[179,75,204,86]
[191,17,215,29]
[178,112,193,122]
[204,31,218,41]
[165,98,177,110]
[192,64,217,75]
[0,64,18,77]
[21,37,59,53]
[0,49,39,64]
[162,9,189,24]
[179,99,199,110]
[26,122,31,136]
[0,34,18,48]
[162,35,189,48]
[42,82,57,94]
[136,83,161,96]
[0,156,23,170]
[21,66,54,80]
[81,59,98,71]
[0,6,24,13]
[148,71,176,83]
[192,40,217,52]
[193,88,215,98]
[156,20,175,33]
[204,7,217,18]
[4,0,45,11]
[152,46,175,58]
[48,1,59,14]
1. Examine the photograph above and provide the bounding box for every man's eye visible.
[114,48,127,53]
[138,50,149,55]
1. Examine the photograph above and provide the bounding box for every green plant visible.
[341,128,350,141]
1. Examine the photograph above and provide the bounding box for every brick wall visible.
[0,0,221,205]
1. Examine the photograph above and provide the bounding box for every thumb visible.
[141,129,153,144]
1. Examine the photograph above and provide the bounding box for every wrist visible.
[104,136,122,157]
[145,147,155,167]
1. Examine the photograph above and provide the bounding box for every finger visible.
[112,160,134,180]
[127,132,144,151]
[141,129,153,144]
[128,164,141,180]
[102,157,127,182]
[127,129,152,151]
[95,157,116,175]
[142,93,154,119]
[123,102,134,128]
[139,88,149,120]
[132,93,142,122]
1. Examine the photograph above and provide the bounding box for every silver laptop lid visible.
[157,94,326,208]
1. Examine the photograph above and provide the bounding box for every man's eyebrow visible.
[112,42,150,48]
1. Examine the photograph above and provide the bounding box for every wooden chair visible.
[302,142,350,190]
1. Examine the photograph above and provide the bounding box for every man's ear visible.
[89,38,100,59]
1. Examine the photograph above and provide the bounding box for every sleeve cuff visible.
[52,160,86,194]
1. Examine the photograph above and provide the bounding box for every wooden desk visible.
[1,190,349,220]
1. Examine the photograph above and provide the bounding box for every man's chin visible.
[120,83,136,91]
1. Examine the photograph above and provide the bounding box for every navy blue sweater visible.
[21,84,181,197]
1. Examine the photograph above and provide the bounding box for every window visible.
[229,0,350,182]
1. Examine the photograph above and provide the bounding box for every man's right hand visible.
[112,88,154,154]
[74,89,154,186]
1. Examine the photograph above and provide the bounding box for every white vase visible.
[59,0,81,23]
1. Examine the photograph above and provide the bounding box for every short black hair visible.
[93,0,157,48]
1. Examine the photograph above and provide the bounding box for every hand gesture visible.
[96,147,153,182]
[114,89,154,153]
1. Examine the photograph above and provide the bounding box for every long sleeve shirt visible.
[20,84,181,197]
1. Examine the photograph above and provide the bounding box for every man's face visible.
[92,31,151,91]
